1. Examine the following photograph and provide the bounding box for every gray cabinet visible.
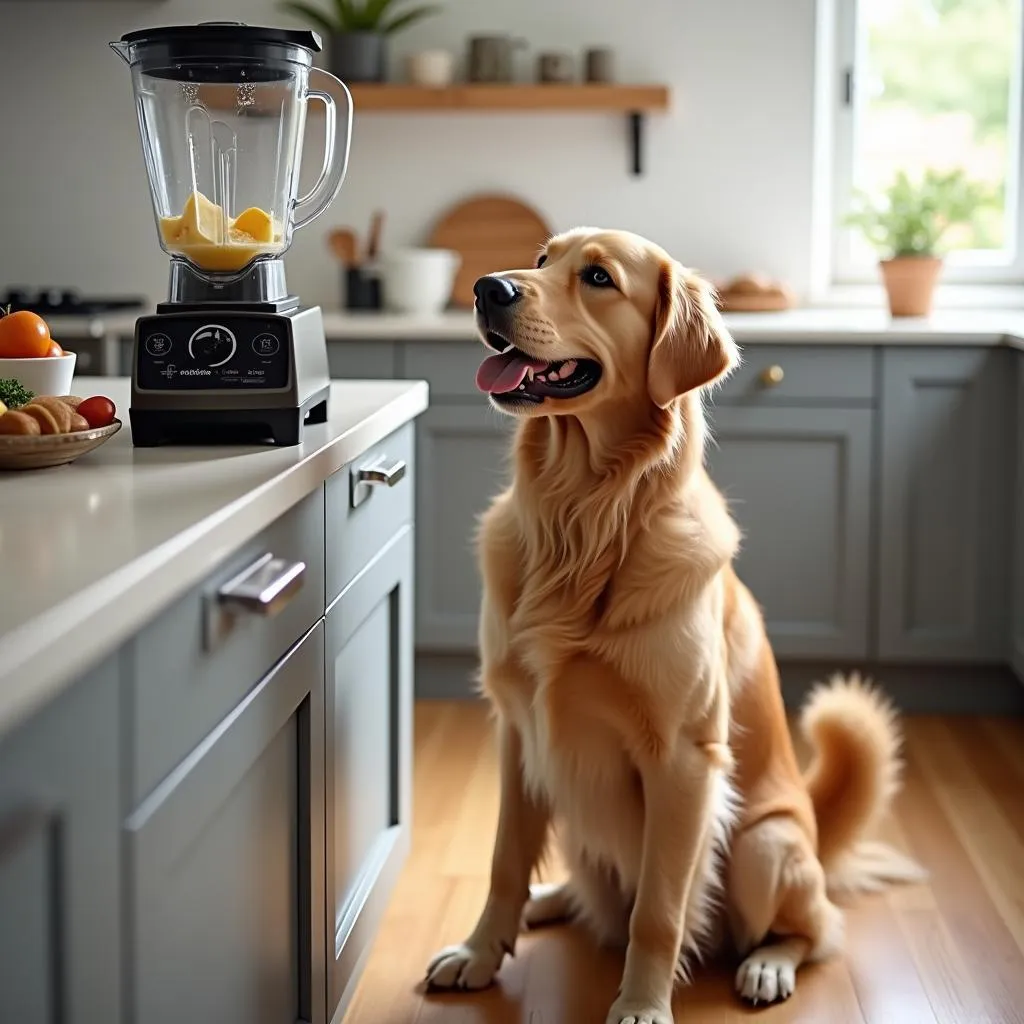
[415,403,514,649]
[327,341,398,381]
[1013,353,1024,682]
[706,405,873,659]
[0,655,121,1024]
[325,525,413,1024]
[125,621,327,1024]
[877,348,1014,662]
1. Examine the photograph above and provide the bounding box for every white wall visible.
[0,0,818,311]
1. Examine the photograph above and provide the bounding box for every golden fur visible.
[424,228,925,1023]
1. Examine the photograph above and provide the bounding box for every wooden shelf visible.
[342,83,671,175]
[346,83,669,112]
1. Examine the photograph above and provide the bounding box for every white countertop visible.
[54,306,1024,347]
[0,375,429,741]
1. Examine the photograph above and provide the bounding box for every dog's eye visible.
[536,253,548,268]
[581,265,615,288]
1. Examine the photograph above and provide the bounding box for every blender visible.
[111,22,353,447]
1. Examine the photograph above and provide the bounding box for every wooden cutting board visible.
[426,194,552,308]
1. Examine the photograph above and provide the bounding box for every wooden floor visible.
[343,701,1024,1024]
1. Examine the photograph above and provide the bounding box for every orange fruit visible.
[0,311,51,358]
[47,340,63,357]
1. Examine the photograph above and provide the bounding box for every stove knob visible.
[188,324,237,368]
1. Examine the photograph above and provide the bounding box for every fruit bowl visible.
[0,352,77,397]
[0,418,121,471]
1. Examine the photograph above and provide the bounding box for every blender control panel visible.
[135,315,291,391]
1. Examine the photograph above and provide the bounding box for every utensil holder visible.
[345,266,381,310]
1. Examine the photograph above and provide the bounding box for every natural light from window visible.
[838,0,1023,279]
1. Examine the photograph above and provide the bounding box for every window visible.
[831,0,1024,284]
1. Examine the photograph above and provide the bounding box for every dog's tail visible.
[799,672,927,895]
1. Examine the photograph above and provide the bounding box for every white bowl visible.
[0,352,77,398]
[379,248,461,315]
[405,49,455,87]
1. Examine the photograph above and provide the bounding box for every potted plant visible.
[278,0,440,83]
[844,168,994,317]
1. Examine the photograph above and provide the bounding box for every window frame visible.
[828,0,1024,286]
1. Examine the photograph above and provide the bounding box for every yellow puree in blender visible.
[159,191,283,272]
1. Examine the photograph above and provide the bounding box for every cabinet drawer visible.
[128,488,325,805]
[718,346,875,404]
[326,423,413,604]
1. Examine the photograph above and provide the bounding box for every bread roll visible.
[725,273,773,295]
[69,412,90,432]
[59,395,84,410]
[22,404,60,434]
[0,411,42,436]
[29,397,74,432]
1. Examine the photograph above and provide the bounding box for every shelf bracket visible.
[628,111,644,176]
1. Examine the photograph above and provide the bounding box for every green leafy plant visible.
[0,378,35,409]
[844,168,997,258]
[278,0,441,35]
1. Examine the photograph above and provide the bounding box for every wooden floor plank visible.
[843,895,938,1024]
[342,705,1024,1024]
[896,723,1024,1024]
[907,720,1024,953]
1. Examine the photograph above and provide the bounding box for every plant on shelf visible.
[278,0,441,83]
[844,167,996,317]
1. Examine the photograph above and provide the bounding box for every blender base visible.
[128,303,333,448]
[129,385,329,447]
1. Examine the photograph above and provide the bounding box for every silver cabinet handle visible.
[351,455,407,508]
[358,459,406,487]
[217,553,306,618]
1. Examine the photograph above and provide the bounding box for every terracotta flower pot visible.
[878,256,943,317]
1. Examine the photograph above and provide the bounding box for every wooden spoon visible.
[366,210,385,262]
[328,228,360,266]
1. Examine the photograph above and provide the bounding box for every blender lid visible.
[115,21,323,61]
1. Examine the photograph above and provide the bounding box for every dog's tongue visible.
[476,350,548,394]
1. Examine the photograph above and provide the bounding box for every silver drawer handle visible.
[357,459,406,488]
[217,553,306,618]
[351,455,407,508]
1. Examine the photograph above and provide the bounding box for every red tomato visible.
[78,395,116,429]
[0,311,51,358]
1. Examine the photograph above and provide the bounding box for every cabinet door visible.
[878,349,1014,662]
[126,622,326,1024]
[1013,353,1024,681]
[325,525,413,1024]
[415,403,514,649]
[0,656,121,1024]
[705,405,873,659]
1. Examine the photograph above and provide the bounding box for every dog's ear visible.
[647,261,739,408]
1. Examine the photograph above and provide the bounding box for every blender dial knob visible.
[188,324,237,368]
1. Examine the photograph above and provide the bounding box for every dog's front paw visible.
[425,941,506,991]
[735,950,796,1005]
[604,996,674,1024]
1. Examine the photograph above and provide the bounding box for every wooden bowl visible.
[0,419,121,471]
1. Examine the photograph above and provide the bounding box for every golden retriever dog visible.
[424,228,925,1024]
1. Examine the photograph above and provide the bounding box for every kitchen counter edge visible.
[0,378,430,744]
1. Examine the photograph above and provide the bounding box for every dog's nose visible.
[474,275,521,312]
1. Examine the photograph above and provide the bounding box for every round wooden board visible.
[426,194,553,308]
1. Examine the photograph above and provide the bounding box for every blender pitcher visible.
[111,22,353,290]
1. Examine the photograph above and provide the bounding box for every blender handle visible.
[293,68,354,232]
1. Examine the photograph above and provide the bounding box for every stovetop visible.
[1,288,146,317]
